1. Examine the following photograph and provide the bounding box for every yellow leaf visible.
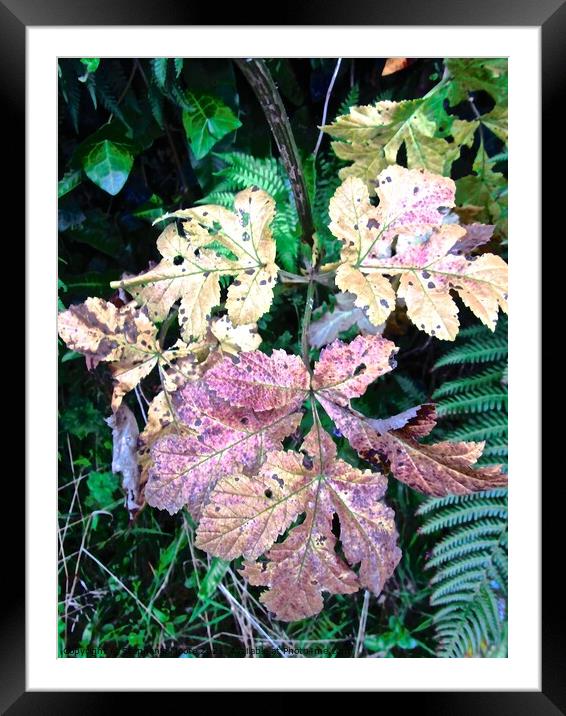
[335,263,395,327]
[328,166,508,340]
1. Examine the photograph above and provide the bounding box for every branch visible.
[234,58,314,249]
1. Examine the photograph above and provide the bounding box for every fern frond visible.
[434,334,508,368]
[419,489,508,657]
[200,152,300,272]
[435,386,507,416]
[442,414,507,443]
[337,84,360,117]
[432,366,505,399]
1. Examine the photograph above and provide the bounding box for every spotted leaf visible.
[201,424,400,621]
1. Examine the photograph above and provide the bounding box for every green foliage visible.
[419,313,508,657]
[83,140,134,195]
[432,317,507,465]
[417,489,508,657]
[182,93,241,160]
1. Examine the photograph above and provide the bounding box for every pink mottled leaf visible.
[318,398,507,496]
[327,166,508,340]
[145,381,301,516]
[201,424,401,621]
[205,348,309,411]
[312,334,398,406]
[449,223,495,255]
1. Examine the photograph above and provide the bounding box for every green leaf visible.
[58,169,82,199]
[182,93,241,160]
[132,194,165,223]
[83,140,134,195]
[80,58,100,74]
[86,471,120,510]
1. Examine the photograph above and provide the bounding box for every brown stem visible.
[235,58,314,249]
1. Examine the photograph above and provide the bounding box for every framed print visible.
[6,0,558,707]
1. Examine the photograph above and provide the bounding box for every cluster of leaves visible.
[59,163,507,622]
[58,57,508,651]
[322,58,508,239]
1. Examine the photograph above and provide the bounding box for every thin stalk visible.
[234,58,314,249]
[301,279,316,372]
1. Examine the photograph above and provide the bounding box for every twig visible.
[313,58,342,159]
[235,58,314,248]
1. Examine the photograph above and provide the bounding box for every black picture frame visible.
[9,0,556,708]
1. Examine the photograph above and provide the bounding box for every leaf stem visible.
[301,278,316,372]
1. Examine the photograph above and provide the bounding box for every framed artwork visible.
[8,0,556,706]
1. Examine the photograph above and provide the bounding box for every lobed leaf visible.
[112,188,280,339]
[328,166,508,340]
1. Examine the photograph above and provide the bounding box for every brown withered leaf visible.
[105,404,143,519]
[381,58,413,76]
[326,166,508,340]
[317,400,507,496]
[58,298,196,411]
[114,188,279,339]
[198,424,400,621]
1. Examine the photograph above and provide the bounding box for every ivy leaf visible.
[328,166,508,340]
[58,169,82,199]
[182,93,241,160]
[199,424,400,621]
[113,188,279,338]
[82,140,134,196]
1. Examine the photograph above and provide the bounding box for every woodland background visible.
[58,57,508,658]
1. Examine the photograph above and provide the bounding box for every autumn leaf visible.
[328,166,508,340]
[198,424,401,621]
[145,380,303,516]
[57,298,197,411]
[143,333,505,619]
[111,187,279,339]
[105,404,143,519]
[381,58,413,76]
[205,348,310,411]
[317,401,507,496]
[321,99,478,186]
